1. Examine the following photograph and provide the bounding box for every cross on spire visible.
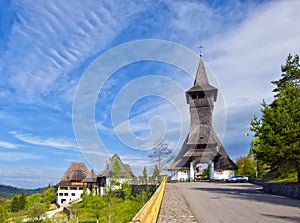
[199,44,204,57]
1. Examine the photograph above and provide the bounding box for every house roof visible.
[82,169,98,183]
[56,162,88,187]
[101,154,135,178]
[169,132,237,170]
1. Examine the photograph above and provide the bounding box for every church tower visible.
[170,54,237,181]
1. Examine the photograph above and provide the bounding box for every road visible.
[175,182,300,223]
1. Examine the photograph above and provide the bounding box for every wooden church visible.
[169,54,237,181]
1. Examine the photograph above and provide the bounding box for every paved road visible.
[174,182,300,223]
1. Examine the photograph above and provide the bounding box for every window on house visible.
[71,193,76,196]
[64,193,68,196]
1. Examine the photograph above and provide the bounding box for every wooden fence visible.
[131,177,166,223]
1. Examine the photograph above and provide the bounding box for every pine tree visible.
[142,166,148,179]
[251,54,300,183]
[152,165,160,180]
[19,190,26,210]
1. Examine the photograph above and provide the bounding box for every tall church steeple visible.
[169,53,237,181]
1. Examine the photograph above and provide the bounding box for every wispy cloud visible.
[10,131,78,150]
[0,0,147,103]
[0,151,42,162]
[0,140,17,149]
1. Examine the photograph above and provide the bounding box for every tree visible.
[148,139,172,172]
[122,183,132,202]
[26,194,43,210]
[43,187,56,204]
[272,54,300,92]
[112,157,122,184]
[251,54,300,183]
[142,166,148,179]
[10,190,26,212]
[19,190,26,210]
[89,193,105,223]
[152,165,160,180]
[235,156,256,177]
[27,202,46,222]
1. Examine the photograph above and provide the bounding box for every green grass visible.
[269,171,298,184]
[69,197,143,223]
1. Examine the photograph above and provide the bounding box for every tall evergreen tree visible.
[251,54,300,183]
[142,166,148,179]
[152,165,160,180]
[19,190,26,210]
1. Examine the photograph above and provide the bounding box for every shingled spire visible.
[186,55,218,103]
[194,55,209,86]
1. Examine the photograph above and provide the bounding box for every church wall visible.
[214,170,234,180]
[171,170,189,182]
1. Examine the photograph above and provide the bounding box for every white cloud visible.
[0,140,17,149]
[0,151,42,162]
[0,0,147,103]
[10,131,78,150]
[207,0,300,108]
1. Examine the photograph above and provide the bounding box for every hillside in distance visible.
[0,184,44,199]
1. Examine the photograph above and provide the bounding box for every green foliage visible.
[272,54,300,92]
[251,54,300,183]
[152,165,160,180]
[0,205,8,223]
[42,187,56,204]
[135,186,151,206]
[235,156,256,177]
[26,194,43,209]
[10,190,26,212]
[122,183,132,202]
[112,158,122,180]
[202,168,210,180]
[142,166,148,179]
[84,193,105,222]
[27,202,46,222]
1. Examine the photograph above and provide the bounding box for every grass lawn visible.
[69,197,143,223]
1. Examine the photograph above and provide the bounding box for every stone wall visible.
[263,183,300,200]
[249,178,300,200]
[248,177,267,186]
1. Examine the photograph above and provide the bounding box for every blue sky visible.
[1,0,300,188]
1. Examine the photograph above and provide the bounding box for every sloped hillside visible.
[0,184,43,199]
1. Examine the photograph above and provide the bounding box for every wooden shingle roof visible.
[57,162,88,187]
